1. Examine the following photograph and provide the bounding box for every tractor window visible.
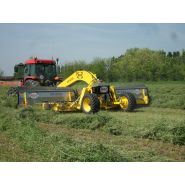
[29,64,36,75]
[24,64,36,76]
[45,64,57,77]
[24,66,29,74]
[36,64,45,75]
[35,64,56,78]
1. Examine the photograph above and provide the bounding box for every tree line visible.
[59,48,185,82]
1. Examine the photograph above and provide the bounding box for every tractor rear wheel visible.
[81,93,100,114]
[24,80,40,87]
[119,93,136,112]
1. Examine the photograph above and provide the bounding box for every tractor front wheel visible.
[81,93,100,114]
[119,93,136,112]
[7,87,18,96]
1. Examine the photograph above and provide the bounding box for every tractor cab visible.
[23,58,61,86]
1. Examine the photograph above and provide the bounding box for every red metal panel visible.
[24,76,39,81]
[25,59,56,65]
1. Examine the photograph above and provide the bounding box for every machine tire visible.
[7,87,18,96]
[24,80,40,87]
[81,93,100,114]
[119,92,136,112]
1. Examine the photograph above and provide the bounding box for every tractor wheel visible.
[24,80,40,87]
[7,87,18,96]
[81,93,100,114]
[119,93,136,112]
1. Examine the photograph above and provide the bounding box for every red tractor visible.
[21,58,61,87]
[1,58,62,96]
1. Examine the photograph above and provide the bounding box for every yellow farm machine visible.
[17,70,150,113]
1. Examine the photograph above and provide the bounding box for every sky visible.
[0,23,185,75]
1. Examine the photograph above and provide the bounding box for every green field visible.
[0,81,185,161]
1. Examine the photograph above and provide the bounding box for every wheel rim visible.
[83,97,91,112]
[120,96,129,109]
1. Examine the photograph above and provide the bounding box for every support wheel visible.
[81,93,100,114]
[119,93,136,112]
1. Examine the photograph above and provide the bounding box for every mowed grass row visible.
[0,82,185,161]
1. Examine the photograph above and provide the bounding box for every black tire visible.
[24,80,40,87]
[119,92,136,112]
[7,87,18,96]
[81,93,100,114]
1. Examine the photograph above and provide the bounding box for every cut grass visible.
[39,123,185,161]
[1,105,184,161]
[0,133,39,161]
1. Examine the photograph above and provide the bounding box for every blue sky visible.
[0,23,185,75]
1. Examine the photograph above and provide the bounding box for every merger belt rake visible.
[18,87,79,112]
[115,84,150,106]
[17,70,150,114]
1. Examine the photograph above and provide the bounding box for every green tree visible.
[167,52,173,58]
[60,60,88,78]
[58,48,185,82]
[89,58,107,81]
